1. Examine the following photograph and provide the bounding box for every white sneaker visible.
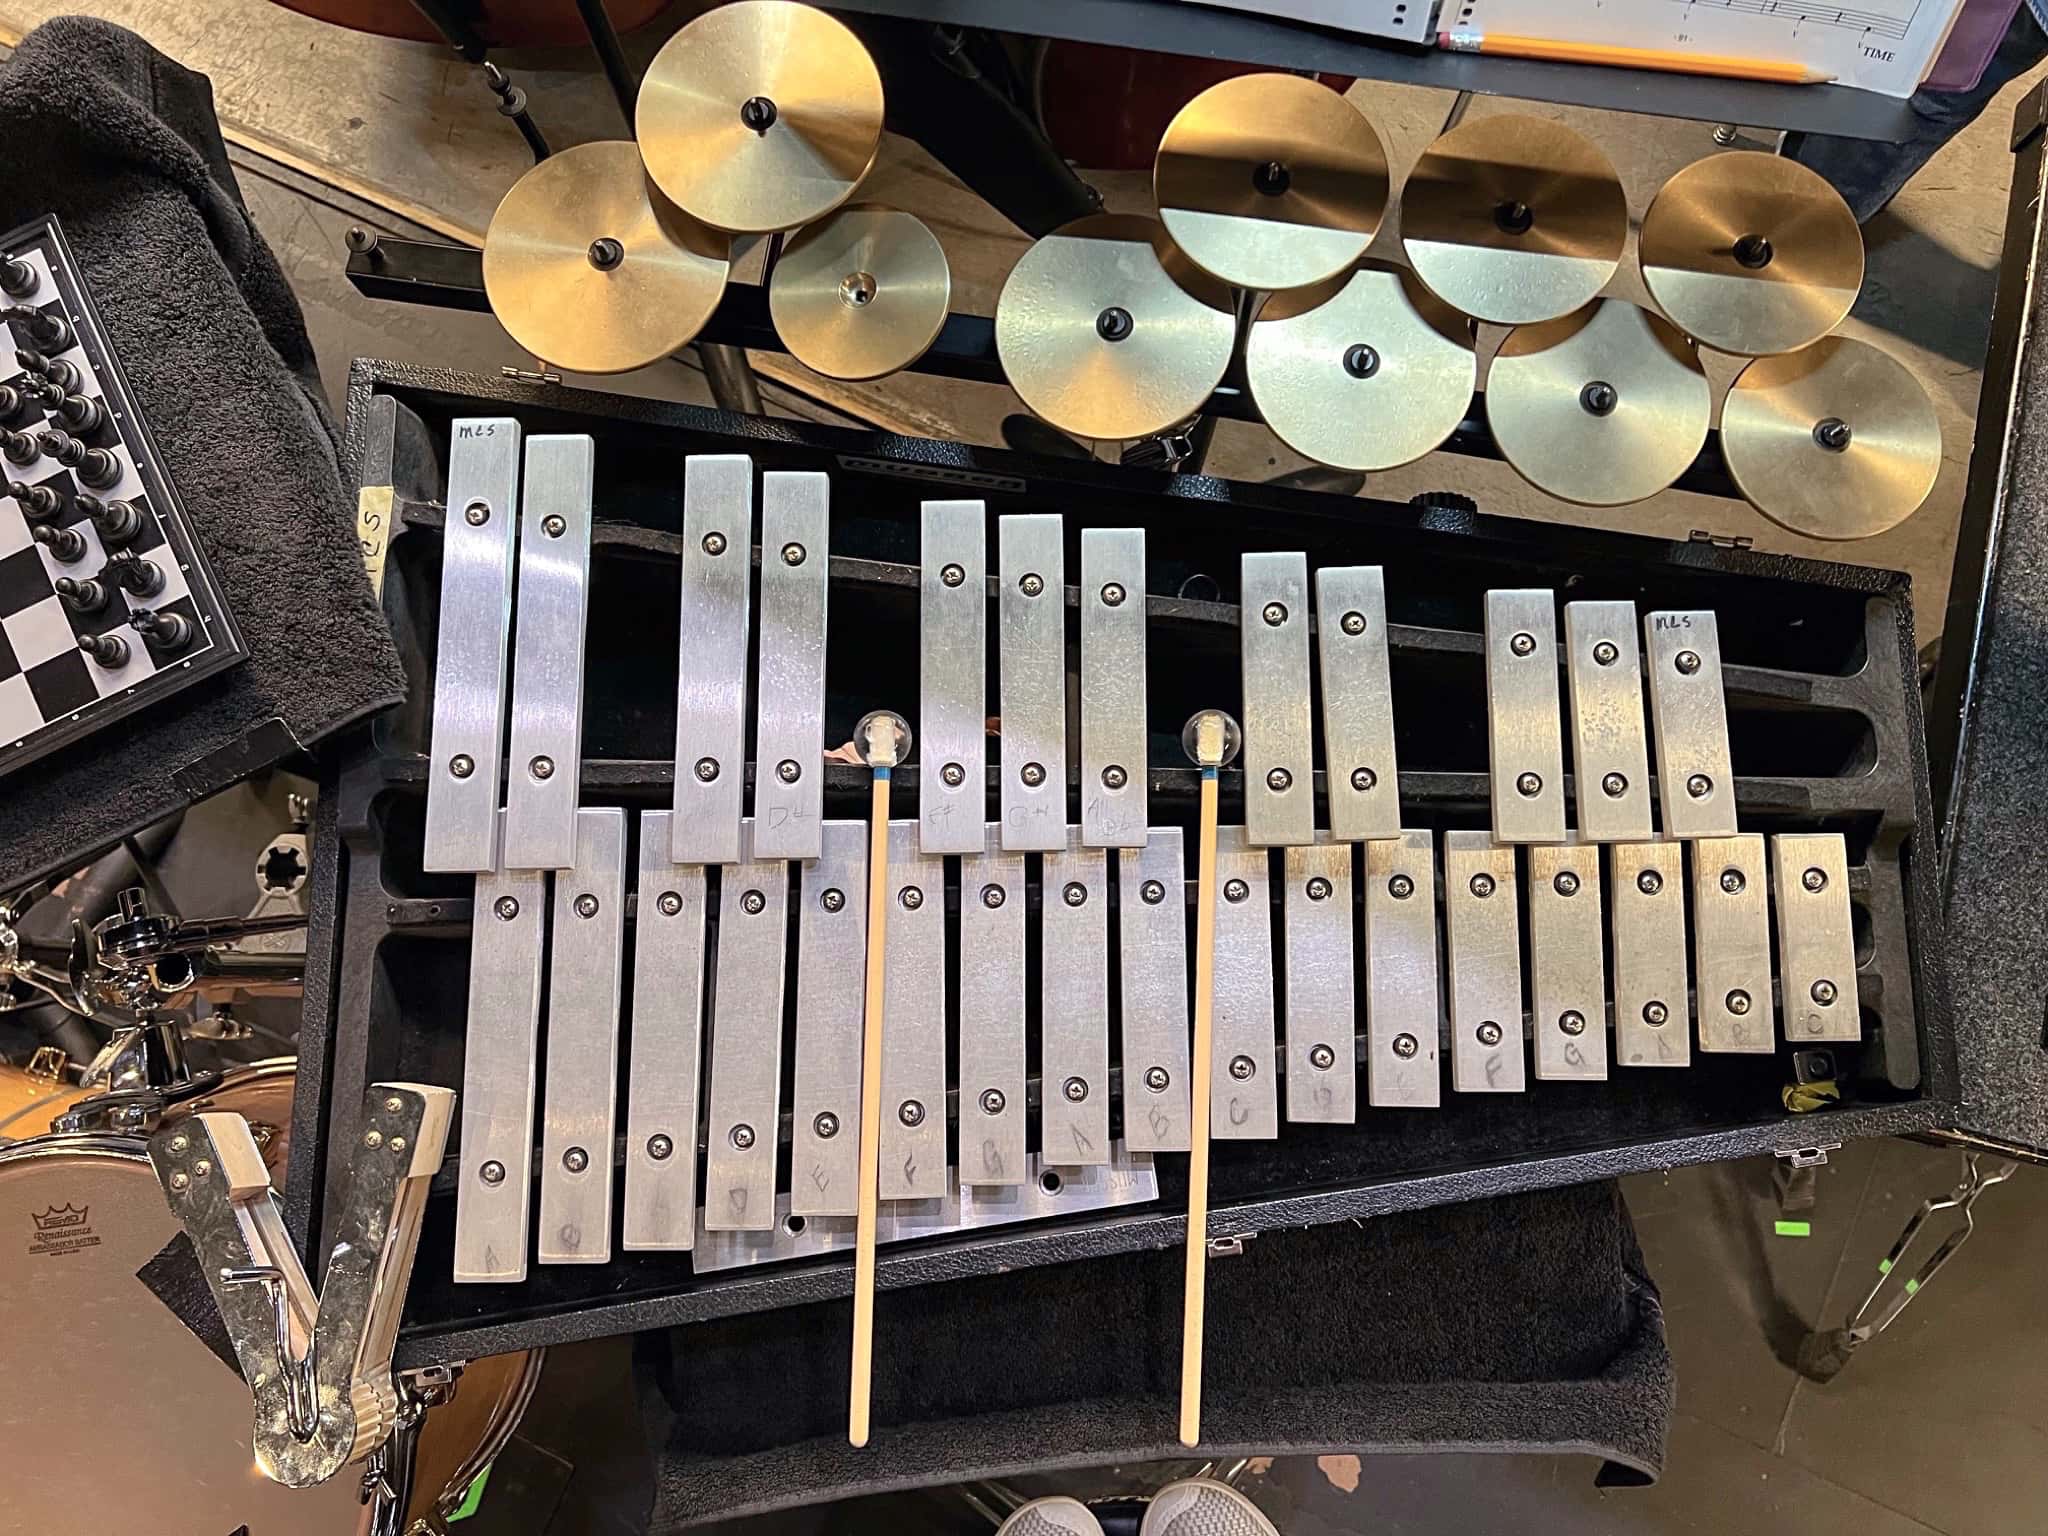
[1138,1477,1281,1536]
[996,1495,1107,1536]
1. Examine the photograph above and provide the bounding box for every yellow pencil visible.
[1439,30,1834,85]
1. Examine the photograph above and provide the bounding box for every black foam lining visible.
[0,19,403,889]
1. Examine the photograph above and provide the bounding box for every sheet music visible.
[1459,0,1964,96]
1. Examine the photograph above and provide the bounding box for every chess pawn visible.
[53,575,109,614]
[75,492,139,546]
[36,428,119,489]
[77,630,129,669]
[29,522,85,564]
[0,428,37,466]
[7,479,60,520]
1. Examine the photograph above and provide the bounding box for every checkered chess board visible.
[0,217,241,776]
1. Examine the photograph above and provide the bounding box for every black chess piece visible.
[15,348,78,392]
[0,383,28,425]
[100,549,164,597]
[36,428,117,489]
[30,522,85,564]
[46,392,101,434]
[0,428,38,466]
[77,630,128,669]
[7,479,61,520]
[52,575,109,614]
[128,607,192,655]
[0,256,36,299]
[2,306,70,352]
[74,492,139,546]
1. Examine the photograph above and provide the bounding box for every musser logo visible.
[31,1203,88,1232]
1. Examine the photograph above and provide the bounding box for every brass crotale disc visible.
[1487,298,1710,507]
[1246,264,1475,471]
[1401,114,1627,326]
[636,0,884,235]
[1640,152,1864,357]
[770,206,951,381]
[1154,73,1390,292]
[994,214,1236,441]
[482,140,730,374]
[1721,337,1940,539]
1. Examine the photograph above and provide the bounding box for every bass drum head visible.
[0,1134,364,1534]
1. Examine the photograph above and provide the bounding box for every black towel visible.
[0,18,403,890]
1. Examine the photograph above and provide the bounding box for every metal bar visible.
[1362,831,1441,1107]
[671,456,754,865]
[920,501,987,855]
[1316,565,1400,843]
[1441,831,1524,1094]
[879,820,947,1200]
[702,827,791,1231]
[1282,837,1356,1123]
[1241,553,1314,847]
[622,812,709,1250]
[790,821,870,1216]
[1693,833,1775,1053]
[423,417,521,873]
[1486,590,1566,845]
[537,807,628,1263]
[1563,599,1652,843]
[1610,841,1690,1068]
[998,514,1068,851]
[1079,528,1147,847]
[752,472,830,860]
[1528,841,1607,1081]
[1772,833,1860,1044]
[502,434,593,870]
[1211,828,1279,1139]
[1042,831,1111,1164]
[1119,828,1192,1153]
[958,827,1026,1186]
[1644,610,1737,840]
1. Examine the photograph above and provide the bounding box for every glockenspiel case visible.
[306,357,2048,1522]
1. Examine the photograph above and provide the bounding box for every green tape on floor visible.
[1879,1257,1894,1275]
[448,1463,492,1523]
[1905,1277,1920,1297]
[1774,1219,1812,1237]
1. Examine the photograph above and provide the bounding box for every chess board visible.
[0,216,241,777]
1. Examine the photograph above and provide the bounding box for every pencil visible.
[1439,30,1834,85]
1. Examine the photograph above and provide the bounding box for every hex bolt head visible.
[1262,602,1288,627]
[1392,1033,1420,1059]
[1021,761,1046,787]
[940,562,965,587]
[1720,868,1746,895]
[814,1112,840,1139]
[1803,867,1827,892]
[1309,1043,1337,1071]
[449,754,475,779]
[1063,882,1087,907]
[464,500,489,526]
[1811,979,1838,1006]
[1102,764,1128,790]
[574,893,599,919]
[1141,879,1167,905]
[941,762,966,787]
[740,888,766,915]
[1470,872,1496,899]
[1601,771,1628,798]
[563,1145,589,1172]
[781,541,806,566]
[822,887,846,912]
[1516,771,1543,798]
[495,895,520,921]
[1592,640,1619,666]
[1020,572,1045,597]
[777,759,801,783]
[1062,1076,1088,1102]
[1510,631,1536,657]
[1726,989,1752,1016]
[530,755,554,780]
[729,1124,755,1150]
[1351,766,1377,792]
[1228,1054,1255,1080]
[1559,1010,1586,1036]
[900,886,923,910]
[1637,869,1663,896]
[1100,581,1126,607]
[1306,876,1332,901]
[1389,873,1415,900]
[1476,1021,1504,1047]
[694,757,720,783]
[980,1088,1007,1115]
[702,531,727,556]
[981,883,1006,909]
[1686,773,1713,799]
[1553,870,1580,897]
[898,1099,925,1127]
[1643,1000,1669,1026]
[1675,650,1702,675]
[647,1134,675,1161]
[1145,1066,1171,1092]
[480,1160,505,1186]
[542,513,567,538]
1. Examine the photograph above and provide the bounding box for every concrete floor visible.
[6,5,2042,1533]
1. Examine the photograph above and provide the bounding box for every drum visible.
[0,1062,538,1536]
